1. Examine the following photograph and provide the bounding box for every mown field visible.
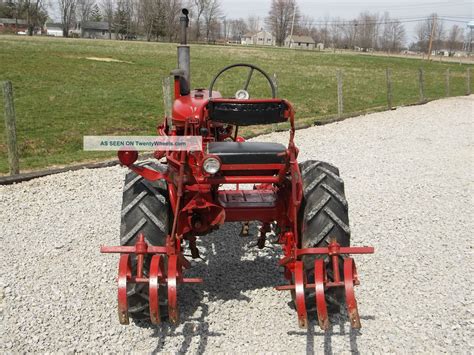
[0,35,472,173]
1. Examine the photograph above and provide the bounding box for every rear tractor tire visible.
[298,160,351,312]
[120,162,170,322]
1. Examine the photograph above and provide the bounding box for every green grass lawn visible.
[0,35,472,174]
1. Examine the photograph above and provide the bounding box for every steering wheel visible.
[209,63,276,99]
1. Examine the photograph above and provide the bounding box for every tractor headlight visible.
[203,157,221,174]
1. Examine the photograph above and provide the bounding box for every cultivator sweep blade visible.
[100,233,202,325]
[277,240,374,330]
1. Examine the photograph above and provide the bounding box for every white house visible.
[285,35,316,50]
[241,32,253,45]
[241,30,275,46]
[46,23,63,37]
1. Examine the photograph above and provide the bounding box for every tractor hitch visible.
[100,233,202,325]
[276,240,374,330]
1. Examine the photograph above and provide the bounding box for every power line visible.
[301,16,471,27]
[299,1,469,8]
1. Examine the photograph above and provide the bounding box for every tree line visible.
[0,0,467,53]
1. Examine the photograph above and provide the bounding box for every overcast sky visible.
[219,0,473,42]
[48,0,473,42]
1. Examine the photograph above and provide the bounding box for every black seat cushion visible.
[208,142,287,164]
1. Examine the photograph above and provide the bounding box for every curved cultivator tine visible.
[344,258,361,329]
[149,255,164,324]
[117,254,132,325]
[314,259,329,331]
[294,261,308,328]
[167,254,180,324]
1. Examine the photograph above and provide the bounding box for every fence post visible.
[337,69,343,117]
[445,68,450,97]
[162,77,172,116]
[2,81,20,175]
[467,68,471,95]
[418,68,425,103]
[386,68,393,110]
[272,73,279,132]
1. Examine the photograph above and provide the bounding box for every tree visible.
[139,0,159,41]
[77,0,94,23]
[164,0,182,42]
[380,13,405,52]
[114,0,128,38]
[228,18,248,40]
[246,15,260,33]
[317,16,331,47]
[114,0,137,39]
[341,19,358,49]
[330,17,343,49]
[415,14,444,53]
[0,1,15,17]
[101,0,114,38]
[58,0,77,37]
[446,24,464,53]
[89,3,101,21]
[203,0,220,41]
[192,0,208,41]
[355,12,379,50]
[266,0,299,46]
[12,0,48,35]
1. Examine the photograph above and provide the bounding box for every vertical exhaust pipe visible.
[178,9,190,90]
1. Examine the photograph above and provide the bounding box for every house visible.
[0,18,28,34]
[316,43,324,51]
[431,50,450,57]
[74,21,114,39]
[46,23,63,37]
[253,30,275,46]
[241,32,254,45]
[241,30,275,46]
[285,35,315,50]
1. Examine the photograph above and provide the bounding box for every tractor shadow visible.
[288,314,376,355]
[147,222,285,352]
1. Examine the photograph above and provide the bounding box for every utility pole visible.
[222,16,227,42]
[427,14,437,60]
[289,2,296,48]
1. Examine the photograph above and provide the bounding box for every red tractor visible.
[101,9,373,330]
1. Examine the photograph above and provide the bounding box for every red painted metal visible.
[344,258,362,329]
[314,259,329,330]
[167,255,180,324]
[297,246,375,256]
[118,149,138,166]
[294,261,308,328]
[149,255,163,324]
[196,175,280,184]
[117,254,131,325]
[276,241,373,329]
[101,234,202,325]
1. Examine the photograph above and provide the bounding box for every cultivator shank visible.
[100,234,202,324]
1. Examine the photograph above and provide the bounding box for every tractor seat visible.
[208,142,287,165]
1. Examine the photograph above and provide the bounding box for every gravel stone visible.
[0,96,472,353]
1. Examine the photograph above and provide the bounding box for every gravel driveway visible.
[1,96,473,353]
